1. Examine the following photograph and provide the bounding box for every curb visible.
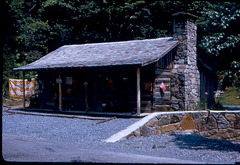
[5,106,148,119]
[6,109,109,120]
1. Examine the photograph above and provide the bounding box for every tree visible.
[198,2,240,55]
[3,0,239,96]
[197,2,240,86]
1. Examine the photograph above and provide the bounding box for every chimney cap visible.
[172,11,198,19]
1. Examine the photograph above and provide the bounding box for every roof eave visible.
[13,63,143,71]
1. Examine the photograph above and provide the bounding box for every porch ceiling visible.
[14,37,179,71]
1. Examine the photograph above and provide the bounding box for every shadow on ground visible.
[170,134,240,153]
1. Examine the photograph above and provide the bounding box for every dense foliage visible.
[3,0,240,95]
[198,2,240,56]
[197,2,240,88]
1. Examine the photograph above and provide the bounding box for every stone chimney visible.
[170,12,200,110]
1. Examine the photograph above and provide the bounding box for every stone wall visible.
[127,111,240,142]
[170,12,200,111]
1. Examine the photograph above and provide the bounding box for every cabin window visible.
[65,77,72,85]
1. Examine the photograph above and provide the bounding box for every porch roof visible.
[14,37,179,71]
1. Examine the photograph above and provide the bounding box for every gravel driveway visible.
[2,113,138,143]
[2,109,240,164]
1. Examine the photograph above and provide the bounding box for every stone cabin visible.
[14,12,201,115]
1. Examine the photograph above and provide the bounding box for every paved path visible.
[2,134,204,164]
[105,112,158,142]
[222,105,240,110]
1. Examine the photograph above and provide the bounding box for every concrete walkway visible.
[104,112,159,142]
[222,105,240,110]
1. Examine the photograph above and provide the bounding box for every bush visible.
[221,61,240,89]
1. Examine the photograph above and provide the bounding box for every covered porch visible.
[27,65,154,115]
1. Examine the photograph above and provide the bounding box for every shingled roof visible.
[14,37,179,71]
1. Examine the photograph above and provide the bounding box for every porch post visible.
[93,72,97,110]
[84,82,89,113]
[22,71,25,109]
[59,73,62,111]
[84,74,89,113]
[137,67,141,116]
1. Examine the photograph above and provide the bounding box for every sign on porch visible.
[9,78,35,97]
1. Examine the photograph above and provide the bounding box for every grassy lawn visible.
[215,86,240,106]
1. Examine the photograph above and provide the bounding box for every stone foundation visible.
[127,111,240,142]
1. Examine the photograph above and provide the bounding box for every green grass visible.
[216,86,240,105]
[133,146,142,149]
[152,144,167,149]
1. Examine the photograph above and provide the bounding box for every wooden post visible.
[84,72,89,113]
[22,71,25,109]
[113,73,117,101]
[137,67,141,116]
[93,73,97,110]
[84,82,89,112]
[59,73,62,111]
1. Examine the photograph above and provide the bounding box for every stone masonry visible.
[170,12,200,111]
[126,111,240,142]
